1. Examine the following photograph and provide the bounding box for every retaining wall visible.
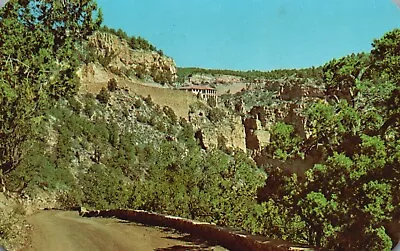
[81,209,313,251]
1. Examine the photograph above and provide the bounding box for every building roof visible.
[179,85,215,91]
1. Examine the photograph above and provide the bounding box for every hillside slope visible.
[77,31,200,119]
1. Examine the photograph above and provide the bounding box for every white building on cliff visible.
[179,85,217,102]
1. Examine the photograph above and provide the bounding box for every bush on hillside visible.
[163,106,178,125]
[96,87,111,104]
[0,210,24,250]
[67,97,83,113]
[144,95,154,106]
[100,25,160,53]
[135,64,147,79]
[83,95,97,117]
[80,164,130,209]
[207,97,217,108]
[107,78,118,92]
[207,107,225,123]
[98,50,118,68]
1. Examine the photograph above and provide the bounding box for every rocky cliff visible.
[82,32,177,84]
[219,76,325,166]
[188,103,247,152]
[186,73,245,85]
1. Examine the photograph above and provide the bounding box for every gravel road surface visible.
[23,210,227,251]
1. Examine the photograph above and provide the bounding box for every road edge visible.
[80,209,315,251]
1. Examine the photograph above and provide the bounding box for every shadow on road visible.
[163,233,218,246]
[116,220,224,251]
[157,228,222,251]
[154,245,213,251]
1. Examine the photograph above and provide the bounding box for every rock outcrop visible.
[189,103,247,152]
[187,74,245,85]
[82,32,177,84]
[243,116,271,152]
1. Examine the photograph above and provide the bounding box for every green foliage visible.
[98,49,118,68]
[0,0,102,177]
[144,95,154,106]
[305,100,362,155]
[133,98,143,109]
[207,97,217,107]
[7,148,76,197]
[297,192,339,246]
[371,29,400,82]
[67,97,83,114]
[96,87,110,104]
[77,42,98,64]
[267,122,301,160]
[83,94,97,117]
[130,36,157,51]
[130,144,266,231]
[163,106,178,125]
[256,29,400,248]
[323,53,371,103]
[100,25,159,53]
[2,6,400,250]
[207,107,225,123]
[259,147,396,249]
[234,89,276,108]
[0,209,24,250]
[177,66,323,83]
[80,164,130,209]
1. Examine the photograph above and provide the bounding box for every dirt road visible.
[23,210,226,251]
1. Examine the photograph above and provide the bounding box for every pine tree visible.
[0,0,102,186]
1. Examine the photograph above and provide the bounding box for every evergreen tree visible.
[0,0,102,185]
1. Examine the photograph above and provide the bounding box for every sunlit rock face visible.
[86,31,177,83]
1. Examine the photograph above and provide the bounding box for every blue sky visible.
[91,1,400,70]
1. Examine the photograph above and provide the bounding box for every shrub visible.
[107,78,118,92]
[57,190,83,209]
[207,107,225,123]
[144,95,153,106]
[267,122,301,160]
[96,87,110,104]
[0,210,22,250]
[78,44,98,64]
[207,97,217,107]
[84,100,96,117]
[149,115,158,127]
[79,164,130,209]
[67,97,83,113]
[109,66,123,76]
[98,50,117,68]
[135,64,147,79]
[133,98,142,108]
[82,93,97,117]
[163,106,178,124]
[136,113,149,124]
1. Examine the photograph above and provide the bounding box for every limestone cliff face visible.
[184,79,322,153]
[187,74,245,85]
[243,103,309,152]
[278,80,324,101]
[188,103,247,152]
[229,78,325,152]
[84,32,177,83]
[243,116,270,152]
